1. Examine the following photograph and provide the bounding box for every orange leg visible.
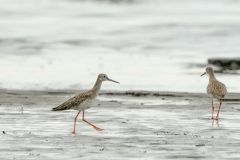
[72,111,80,134]
[215,100,222,120]
[82,111,104,131]
[211,98,214,120]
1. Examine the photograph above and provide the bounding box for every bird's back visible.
[52,90,94,111]
[207,79,227,99]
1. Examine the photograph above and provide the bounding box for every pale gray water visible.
[1,90,240,160]
[0,0,240,92]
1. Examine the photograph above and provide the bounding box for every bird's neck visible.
[91,79,102,97]
[209,73,217,81]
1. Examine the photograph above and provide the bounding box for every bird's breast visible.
[74,99,94,111]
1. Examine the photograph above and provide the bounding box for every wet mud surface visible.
[0,90,240,159]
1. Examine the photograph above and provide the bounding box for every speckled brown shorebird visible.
[52,74,119,134]
[201,67,227,120]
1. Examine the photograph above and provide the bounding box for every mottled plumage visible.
[207,79,227,100]
[52,73,119,134]
[52,90,95,111]
[201,67,227,120]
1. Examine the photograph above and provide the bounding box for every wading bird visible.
[52,74,119,134]
[201,67,227,120]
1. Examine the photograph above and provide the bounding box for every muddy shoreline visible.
[0,89,240,159]
[1,89,239,108]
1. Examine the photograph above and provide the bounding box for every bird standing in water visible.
[201,67,227,120]
[52,74,119,134]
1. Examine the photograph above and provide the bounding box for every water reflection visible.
[212,120,219,127]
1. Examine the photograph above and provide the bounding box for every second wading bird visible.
[201,67,227,120]
[52,74,119,134]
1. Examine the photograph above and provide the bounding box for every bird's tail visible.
[52,106,64,111]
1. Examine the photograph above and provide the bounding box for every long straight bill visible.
[200,72,206,77]
[108,78,120,84]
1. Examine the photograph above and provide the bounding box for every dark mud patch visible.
[99,91,184,97]
[222,99,240,101]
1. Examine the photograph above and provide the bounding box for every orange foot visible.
[72,131,76,134]
[93,126,104,131]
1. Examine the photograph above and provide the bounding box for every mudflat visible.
[0,89,240,159]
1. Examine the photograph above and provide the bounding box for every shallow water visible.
[99,96,189,105]
[0,0,240,92]
[1,92,240,160]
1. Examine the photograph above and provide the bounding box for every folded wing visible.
[52,91,93,111]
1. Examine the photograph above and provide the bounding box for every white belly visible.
[74,99,94,112]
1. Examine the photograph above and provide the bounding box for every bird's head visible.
[201,67,214,77]
[98,74,120,84]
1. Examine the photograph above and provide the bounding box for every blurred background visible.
[0,0,240,92]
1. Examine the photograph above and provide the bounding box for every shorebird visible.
[201,67,227,120]
[52,74,119,134]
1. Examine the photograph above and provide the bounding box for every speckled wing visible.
[52,91,93,111]
[207,80,227,99]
